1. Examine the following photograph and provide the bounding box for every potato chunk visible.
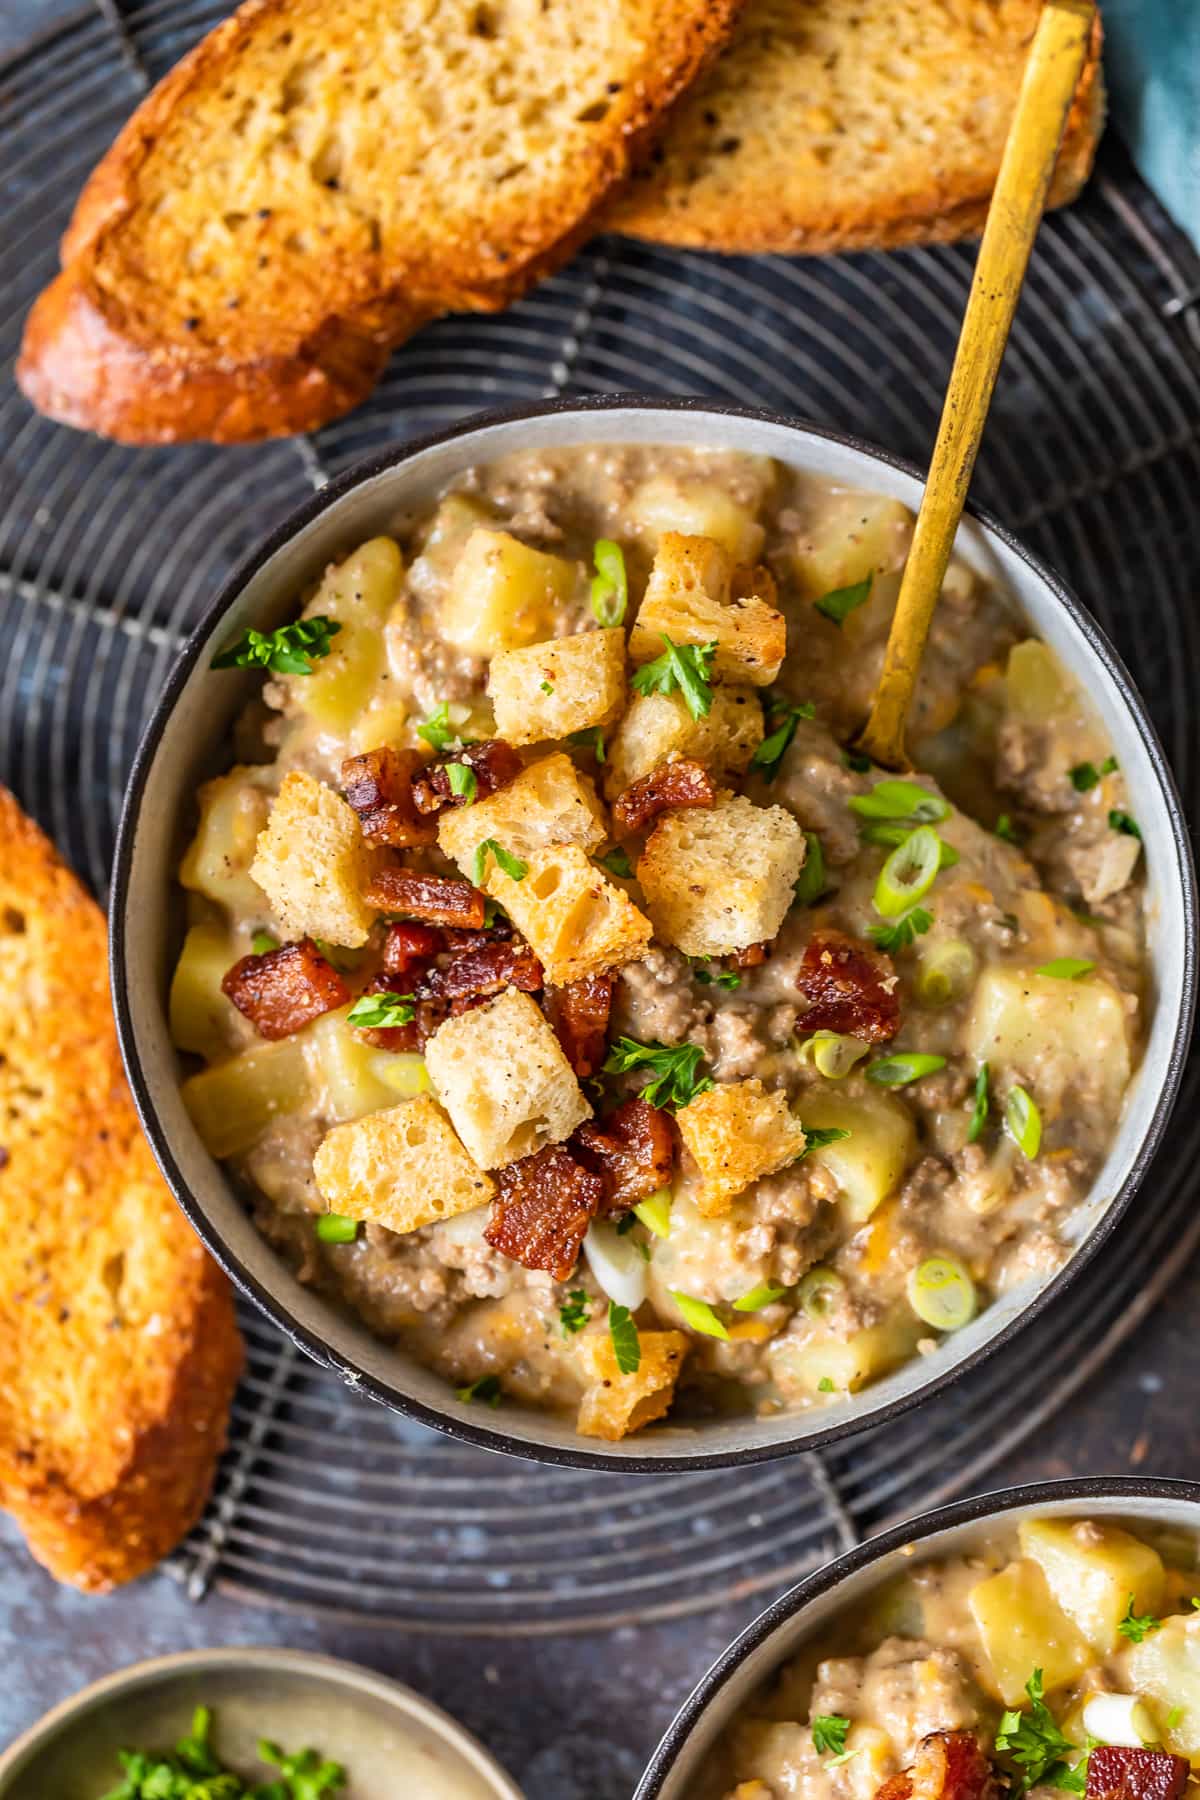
[675,1079,808,1216]
[305,1006,430,1123]
[603,685,763,800]
[968,1557,1092,1705]
[638,792,806,956]
[442,528,578,658]
[1129,1614,1200,1756]
[169,921,239,1062]
[485,845,652,985]
[628,472,767,562]
[250,771,378,948]
[796,1090,916,1224]
[629,533,786,686]
[789,492,913,601]
[965,965,1131,1112]
[287,536,403,735]
[438,752,607,875]
[179,765,273,919]
[1018,1518,1165,1656]
[576,1328,689,1440]
[181,1037,311,1159]
[488,628,626,746]
[313,1095,493,1232]
[424,989,591,1169]
[768,1309,921,1399]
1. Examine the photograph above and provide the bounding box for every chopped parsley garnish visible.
[591,538,628,627]
[793,830,828,906]
[471,838,528,886]
[1070,756,1117,792]
[101,1703,347,1799]
[733,1282,787,1312]
[866,1052,947,1087]
[818,1376,836,1393]
[346,991,416,1029]
[670,1291,730,1339]
[558,1289,590,1337]
[995,1669,1086,1793]
[211,615,341,677]
[603,1037,714,1109]
[1035,957,1095,980]
[569,726,607,762]
[615,1212,638,1236]
[608,1300,641,1374]
[1109,809,1141,838]
[540,679,555,695]
[598,846,634,879]
[315,1213,360,1245]
[1117,1593,1162,1643]
[814,572,873,627]
[693,960,741,989]
[416,701,455,751]
[251,930,279,956]
[967,1063,990,1144]
[995,813,1023,844]
[750,696,816,780]
[446,762,477,802]
[797,1125,852,1158]
[843,750,873,774]
[456,1374,503,1406]
[812,1714,852,1757]
[631,635,717,721]
[867,906,933,954]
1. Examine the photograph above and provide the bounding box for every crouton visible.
[441,528,578,658]
[637,792,806,955]
[312,1094,493,1232]
[485,844,653,985]
[250,771,378,948]
[438,752,608,875]
[424,989,591,1168]
[575,1328,690,1440]
[604,685,764,800]
[488,628,626,746]
[629,532,785,685]
[675,1078,808,1216]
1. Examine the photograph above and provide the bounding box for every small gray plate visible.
[0,1647,522,1799]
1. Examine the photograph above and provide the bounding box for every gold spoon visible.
[858,0,1098,771]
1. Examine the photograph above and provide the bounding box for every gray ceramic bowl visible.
[111,397,1196,1470]
[635,1477,1200,1799]
[0,1647,522,1799]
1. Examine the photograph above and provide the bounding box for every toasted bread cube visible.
[676,1078,808,1216]
[313,1094,493,1233]
[442,528,578,658]
[250,771,378,948]
[603,685,764,800]
[438,752,608,875]
[424,989,591,1169]
[488,628,626,746]
[638,792,806,956]
[575,1328,690,1440]
[486,845,652,985]
[629,533,785,686]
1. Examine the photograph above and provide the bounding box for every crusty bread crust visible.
[17,0,744,444]
[0,787,242,1591]
[610,2,1105,254]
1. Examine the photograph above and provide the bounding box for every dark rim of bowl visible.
[634,1474,1200,1799]
[110,395,1199,1473]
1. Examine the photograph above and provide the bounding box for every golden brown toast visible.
[0,788,242,1591]
[608,0,1105,253]
[17,0,744,444]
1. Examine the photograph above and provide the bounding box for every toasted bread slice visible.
[18,0,743,443]
[0,788,242,1590]
[609,0,1104,253]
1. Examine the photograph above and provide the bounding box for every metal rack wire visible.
[2,2,1199,1635]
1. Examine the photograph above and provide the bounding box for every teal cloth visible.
[1102,0,1200,245]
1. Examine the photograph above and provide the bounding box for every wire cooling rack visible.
[3,3,1200,1635]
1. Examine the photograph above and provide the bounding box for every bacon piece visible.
[874,1732,999,1800]
[412,739,524,816]
[364,867,487,930]
[221,938,349,1040]
[729,941,768,970]
[796,927,900,1043]
[573,1097,675,1212]
[543,973,614,1077]
[438,939,544,1002]
[381,920,444,981]
[1086,1748,1190,1800]
[611,757,716,837]
[484,1145,605,1279]
[340,747,437,847]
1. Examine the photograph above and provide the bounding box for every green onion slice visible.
[793,830,828,906]
[798,1265,845,1321]
[633,1190,672,1239]
[907,1255,977,1331]
[251,929,279,956]
[1035,957,1095,980]
[866,1052,948,1087]
[733,1281,787,1313]
[670,1290,730,1339]
[446,762,477,801]
[799,1030,869,1080]
[315,1213,360,1244]
[849,780,950,824]
[967,1063,990,1144]
[591,538,628,626]
[873,825,943,917]
[1006,1084,1042,1158]
[916,938,977,1007]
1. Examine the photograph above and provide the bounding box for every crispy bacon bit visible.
[381,920,444,981]
[221,938,349,1040]
[796,927,900,1043]
[573,1097,675,1212]
[340,747,437,847]
[543,973,614,1077]
[439,939,544,1002]
[484,1145,605,1279]
[874,1732,1000,1800]
[364,867,487,930]
[1086,1748,1190,1800]
[412,738,524,815]
[611,757,716,837]
[728,941,768,970]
